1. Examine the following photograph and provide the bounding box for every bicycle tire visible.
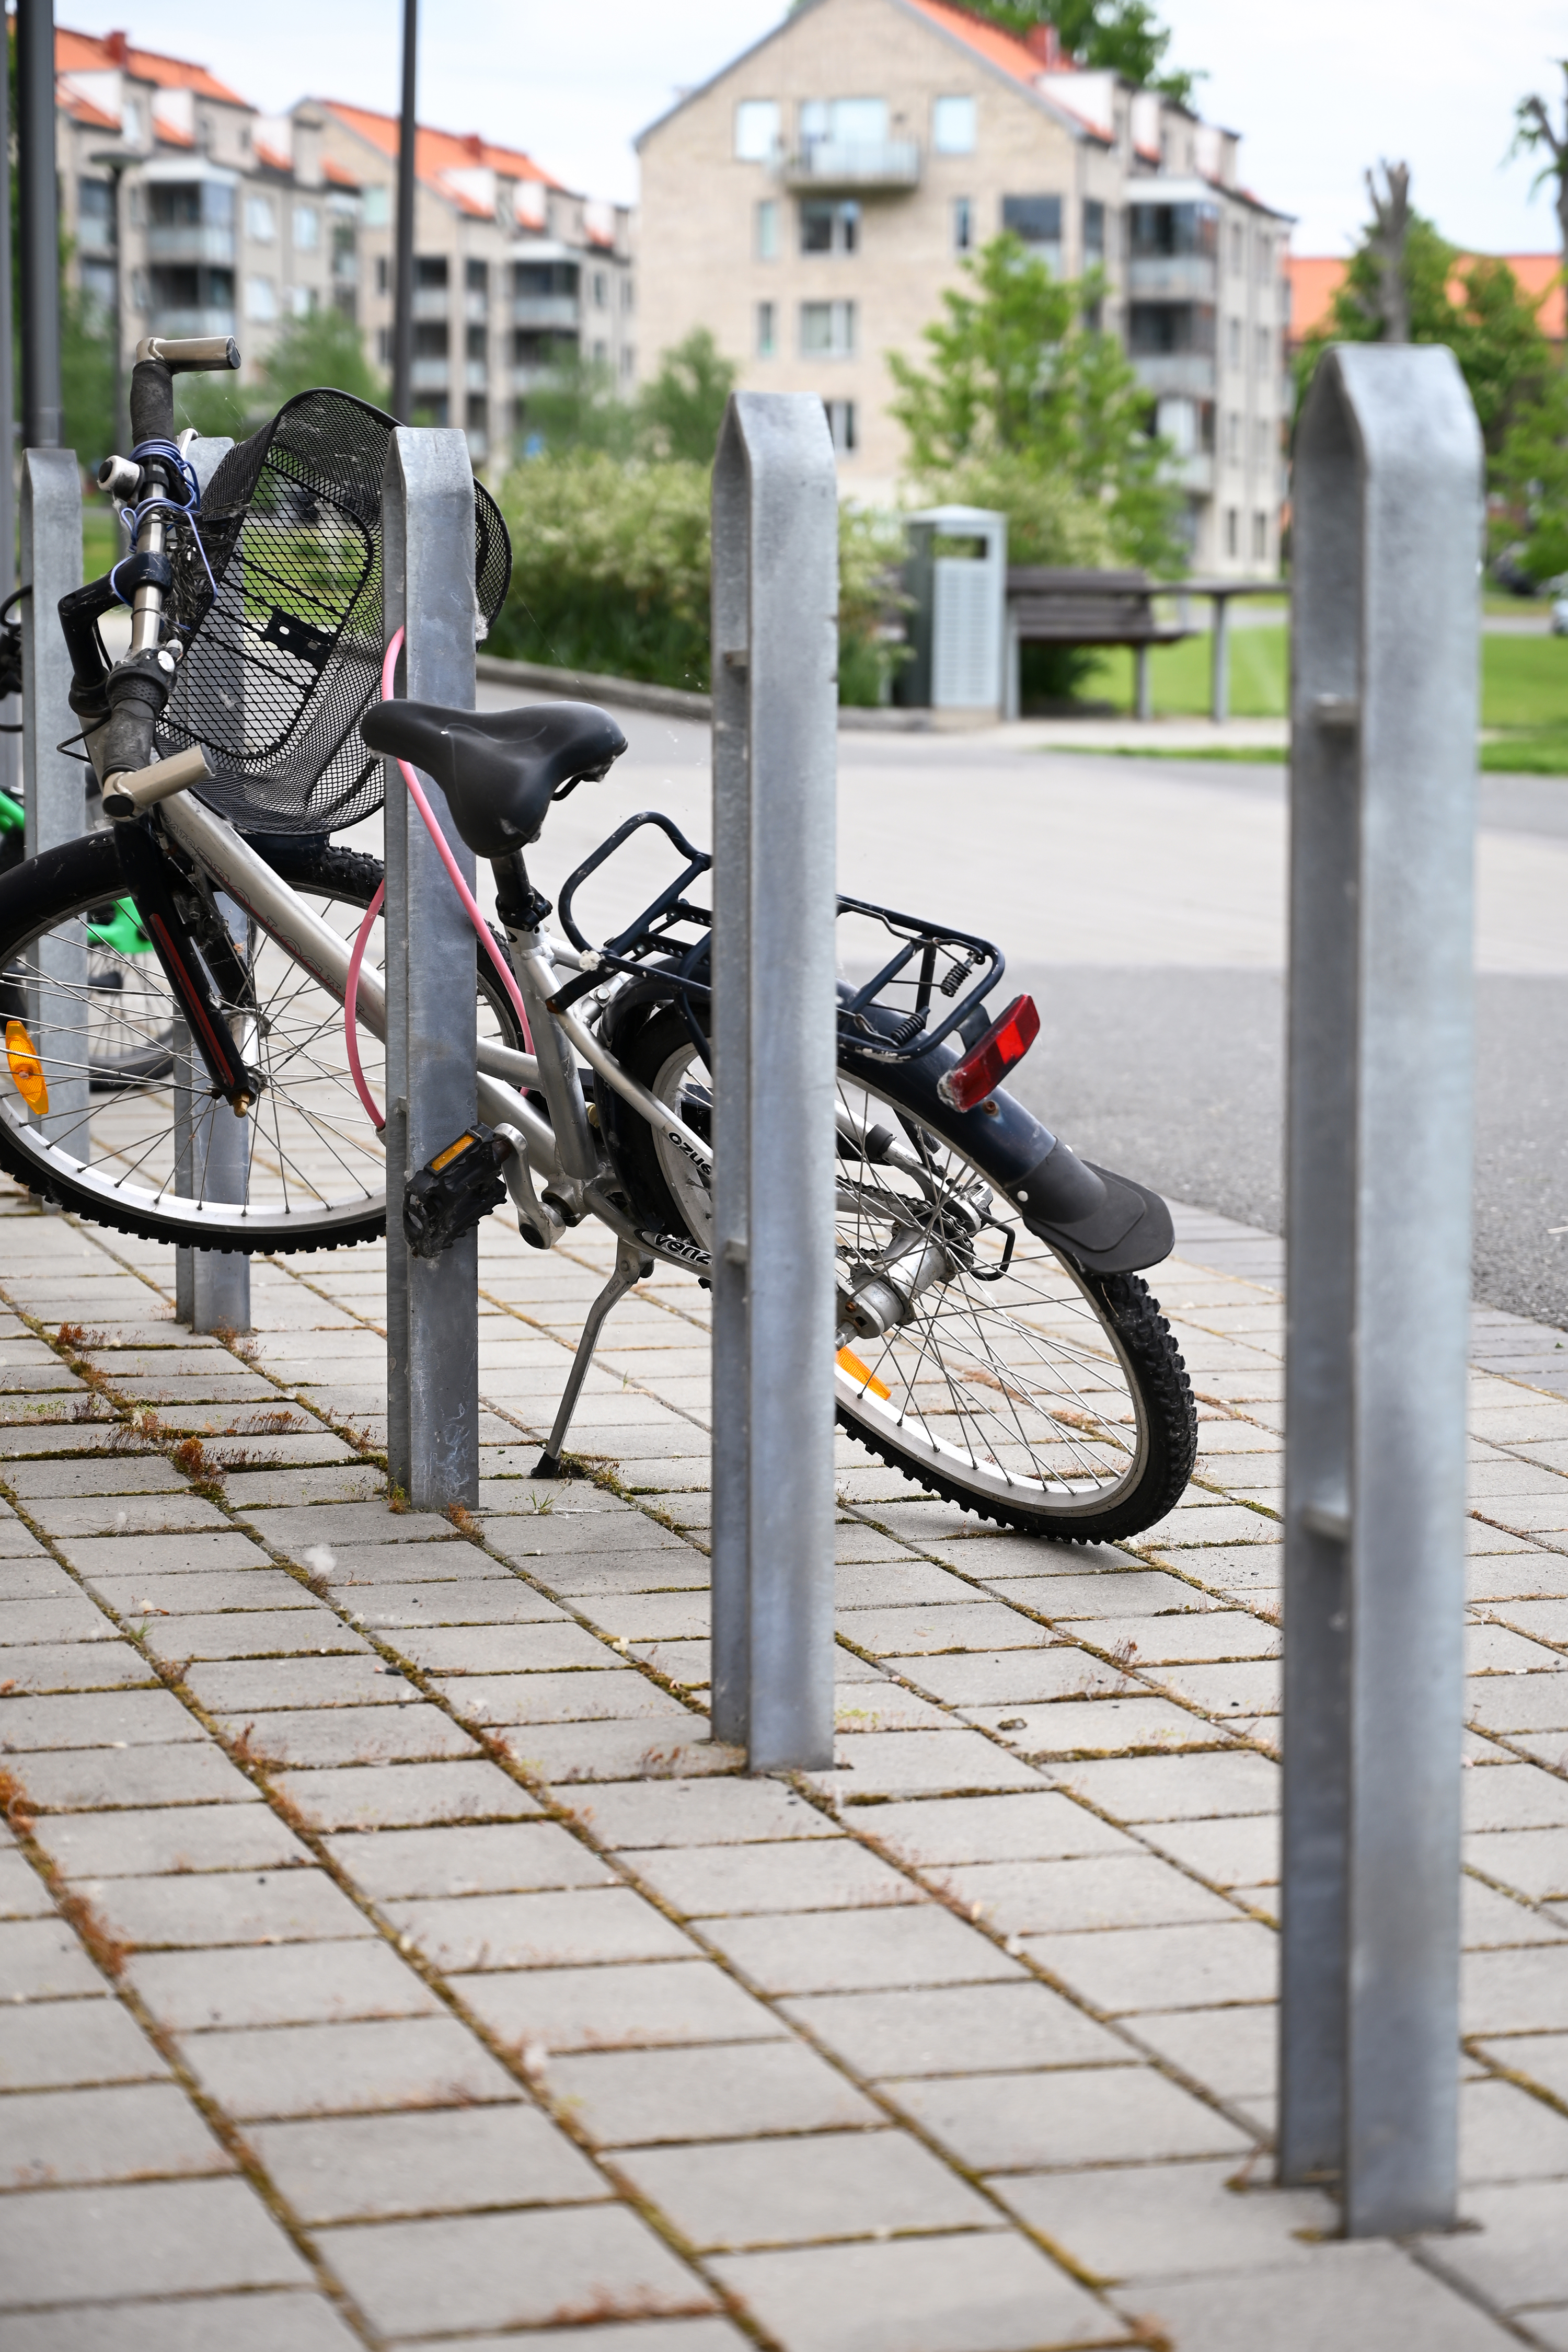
[0,828,522,1255]
[607,1005,1197,1544]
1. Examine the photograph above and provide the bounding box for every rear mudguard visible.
[841,1030,1173,1278]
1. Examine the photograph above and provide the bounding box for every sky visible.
[56,0,1565,257]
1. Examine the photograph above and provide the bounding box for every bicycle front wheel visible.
[0,828,523,1253]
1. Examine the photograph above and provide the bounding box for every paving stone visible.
[631,1838,920,1919]
[54,1534,271,1577]
[538,1781,827,1855]
[0,2290,366,2352]
[1141,1815,1281,1888]
[783,1981,1127,2078]
[85,1867,371,1951]
[708,2231,1112,2352]
[1466,1946,1568,2037]
[210,1704,481,1768]
[888,2060,1251,2171]
[26,1496,232,1538]
[548,2038,881,2146]
[1467,1827,1568,1902]
[1024,1919,1279,2014]
[1461,2074,1568,2183]
[491,1717,737,1783]
[220,1466,387,1507]
[702,1903,1024,1996]
[451,1668,694,1725]
[0,1564,76,1600]
[0,1595,121,1644]
[389,1622,615,1675]
[84,1570,320,1616]
[937,1854,1242,1935]
[273,1759,540,1830]
[250,2101,606,2222]
[836,1602,1053,1657]
[0,1641,155,1695]
[0,2175,312,2307]
[0,1997,165,2090]
[453,1957,787,2053]
[130,1939,442,2031]
[0,1687,203,1753]
[319,1542,512,1584]
[862,1793,1142,1867]
[235,1503,462,1548]
[1124,2006,1279,2100]
[1465,1765,1568,1831]
[1046,1750,1281,1821]
[1466,1673,1568,1733]
[620,2127,998,2254]
[1131,2241,1522,2351]
[140,1610,368,1665]
[37,1806,310,1880]
[317,2204,710,2339]
[534,1557,712,1598]
[4,1459,187,1498]
[176,2014,521,2119]
[833,1562,992,1608]
[352,1581,574,1627]
[813,1730,1045,1799]
[17,1743,262,1812]
[1463,1875,1566,1948]
[183,1654,395,1712]
[1,2081,232,2189]
[326,1821,614,1900]
[889,1651,1134,1708]
[0,1848,52,1916]
[999,2157,1337,2283]
[975,1570,1212,1619]
[385,1884,695,1972]
[1146,1659,1282,1719]
[0,1917,114,1999]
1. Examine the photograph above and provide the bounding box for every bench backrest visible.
[1005,566,1159,642]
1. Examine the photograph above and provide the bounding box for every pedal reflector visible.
[836,1345,891,1400]
[936,994,1040,1113]
[5,1021,48,1115]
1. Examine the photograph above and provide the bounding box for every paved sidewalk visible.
[1,1180,1565,2350]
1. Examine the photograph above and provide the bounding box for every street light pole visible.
[89,153,137,462]
[392,0,418,425]
[17,0,64,449]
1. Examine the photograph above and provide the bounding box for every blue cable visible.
[111,436,218,608]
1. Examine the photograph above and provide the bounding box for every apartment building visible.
[637,0,1292,573]
[54,24,633,472]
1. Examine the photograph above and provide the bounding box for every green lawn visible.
[82,509,120,581]
[1074,625,1568,771]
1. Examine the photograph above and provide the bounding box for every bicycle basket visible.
[157,388,511,837]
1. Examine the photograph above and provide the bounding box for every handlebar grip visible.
[129,359,176,449]
[134,335,241,374]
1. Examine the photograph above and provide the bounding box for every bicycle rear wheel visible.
[0,829,522,1252]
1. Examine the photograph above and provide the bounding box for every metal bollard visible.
[20,448,85,1156]
[709,392,839,1772]
[1281,344,1482,2237]
[173,435,250,1334]
[382,428,481,1509]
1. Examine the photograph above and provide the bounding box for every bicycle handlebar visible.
[133,335,241,373]
[129,337,240,445]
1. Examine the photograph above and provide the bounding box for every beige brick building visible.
[637,0,1292,573]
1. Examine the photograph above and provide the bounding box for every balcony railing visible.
[410,357,449,391]
[146,225,235,266]
[149,306,237,342]
[465,361,488,393]
[779,140,920,190]
[412,288,448,321]
[1133,353,1218,400]
[1128,255,1218,301]
[512,294,578,330]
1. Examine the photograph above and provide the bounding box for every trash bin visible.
[895,506,1007,716]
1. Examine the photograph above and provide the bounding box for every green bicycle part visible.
[86,897,155,955]
[0,789,22,836]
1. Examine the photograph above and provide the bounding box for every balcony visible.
[146,224,235,266]
[513,294,578,330]
[465,291,488,322]
[779,140,920,190]
[410,357,449,392]
[465,361,487,392]
[412,288,448,321]
[1128,255,1217,301]
[1133,353,1218,400]
[149,306,237,341]
[1166,452,1214,494]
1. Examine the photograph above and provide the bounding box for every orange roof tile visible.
[56,24,248,107]
[320,100,565,197]
[60,91,122,129]
[253,140,291,174]
[898,0,1111,141]
[323,156,360,189]
[1289,251,1564,341]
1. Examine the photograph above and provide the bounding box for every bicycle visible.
[0,335,1197,1543]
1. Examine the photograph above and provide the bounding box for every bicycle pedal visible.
[402,1125,511,1260]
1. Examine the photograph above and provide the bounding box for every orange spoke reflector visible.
[836,1345,891,1400]
[5,1020,48,1115]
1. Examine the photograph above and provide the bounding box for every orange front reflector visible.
[5,1020,48,1115]
[836,1346,891,1400]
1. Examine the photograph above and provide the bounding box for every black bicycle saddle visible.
[361,699,628,858]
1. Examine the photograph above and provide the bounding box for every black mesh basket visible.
[157,388,511,837]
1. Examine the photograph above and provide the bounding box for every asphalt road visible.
[475,682,1568,1332]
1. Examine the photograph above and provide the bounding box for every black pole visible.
[392,0,418,424]
[0,9,16,581]
[89,154,134,460]
[17,0,63,449]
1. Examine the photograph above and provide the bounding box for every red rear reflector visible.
[936,994,1040,1113]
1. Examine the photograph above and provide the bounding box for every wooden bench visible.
[1004,567,1194,721]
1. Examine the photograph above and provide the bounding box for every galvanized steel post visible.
[21,449,85,1155]
[382,428,480,1509]
[1281,344,1482,2237]
[709,392,839,1773]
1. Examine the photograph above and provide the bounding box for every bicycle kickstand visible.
[533,1237,655,1479]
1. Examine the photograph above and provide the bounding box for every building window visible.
[467,257,488,297]
[1083,199,1106,266]
[1224,410,1240,463]
[79,259,116,316]
[1001,193,1062,273]
[246,195,275,243]
[513,259,574,298]
[1128,303,1216,356]
[620,344,635,379]
[334,287,357,324]
[1252,510,1269,560]
[467,393,488,432]
[1225,508,1239,557]
[77,179,117,254]
[756,199,778,260]
[414,321,448,358]
[1255,234,1272,283]
[756,300,776,358]
[1229,221,1244,274]
[1130,202,1218,258]
[1226,316,1241,368]
[362,186,389,228]
[1255,324,1271,373]
[290,286,315,318]
[621,276,635,312]
[800,299,855,358]
[592,338,607,364]
[376,255,389,295]
[734,99,780,160]
[1253,415,1271,464]
[377,325,391,363]
[293,204,319,251]
[823,398,856,454]
[466,322,487,360]
[331,219,356,284]
[592,271,608,307]
[417,255,449,290]
[952,197,972,253]
[800,98,887,153]
[932,94,975,154]
[245,275,276,321]
[800,198,859,256]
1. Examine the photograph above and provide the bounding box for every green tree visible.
[889,232,1185,574]
[60,264,116,468]
[635,326,738,463]
[515,347,635,458]
[174,305,387,441]
[1493,364,1568,585]
[962,0,1199,103]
